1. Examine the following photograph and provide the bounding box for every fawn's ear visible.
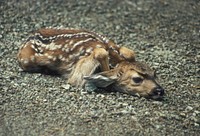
[84,70,118,88]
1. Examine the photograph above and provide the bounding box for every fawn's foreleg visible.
[67,48,110,88]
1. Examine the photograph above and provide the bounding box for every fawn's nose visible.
[150,86,165,100]
[153,87,164,96]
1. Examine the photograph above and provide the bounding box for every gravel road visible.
[0,0,199,135]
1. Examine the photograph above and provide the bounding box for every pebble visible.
[186,106,193,111]
[61,84,71,90]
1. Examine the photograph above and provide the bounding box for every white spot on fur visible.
[61,57,67,61]
[22,43,28,49]
[31,44,36,50]
[61,48,65,51]
[58,54,63,59]
[35,40,41,45]
[35,53,39,56]
[44,53,49,56]
[47,55,54,59]
[85,53,89,56]
[52,57,57,61]
[23,59,29,64]
[68,54,74,60]
[69,40,74,45]
[86,47,93,53]
[30,56,35,62]
[78,56,85,60]
[57,34,64,37]
[64,44,69,48]
[76,46,84,56]
[35,53,43,56]
[40,43,46,48]
[113,49,118,54]
[71,38,93,51]
[73,51,81,58]
[45,42,62,50]
[47,43,56,50]
[38,47,44,53]
[96,44,102,48]
[65,48,70,53]
[56,44,62,49]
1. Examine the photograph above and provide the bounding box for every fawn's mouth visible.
[147,87,165,100]
[149,94,164,100]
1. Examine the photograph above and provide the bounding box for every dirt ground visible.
[0,0,199,135]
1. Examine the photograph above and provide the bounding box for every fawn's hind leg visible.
[17,42,39,71]
[67,48,110,87]
[17,42,56,72]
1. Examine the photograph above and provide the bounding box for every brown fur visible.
[17,28,164,99]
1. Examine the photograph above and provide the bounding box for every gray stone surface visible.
[0,0,199,135]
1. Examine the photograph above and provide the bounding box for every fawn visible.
[17,28,164,100]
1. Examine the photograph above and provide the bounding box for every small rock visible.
[155,125,161,129]
[180,112,186,118]
[121,109,129,113]
[61,84,71,90]
[186,106,193,111]
[194,123,199,127]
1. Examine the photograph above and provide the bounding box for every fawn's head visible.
[85,61,164,100]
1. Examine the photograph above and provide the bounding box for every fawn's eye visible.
[132,77,143,84]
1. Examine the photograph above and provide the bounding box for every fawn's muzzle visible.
[150,86,165,100]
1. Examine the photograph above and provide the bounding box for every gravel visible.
[0,0,199,135]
